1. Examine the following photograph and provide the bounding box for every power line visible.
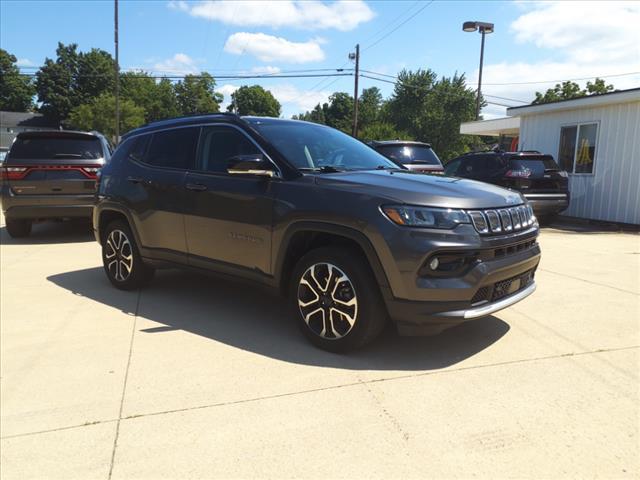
[363,1,435,52]
[359,74,517,108]
[18,72,353,80]
[482,71,640,86]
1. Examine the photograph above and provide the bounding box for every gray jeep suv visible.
[94,114,541,352]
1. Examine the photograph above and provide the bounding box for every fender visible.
[94,201,142,248]
[274,221,391,291]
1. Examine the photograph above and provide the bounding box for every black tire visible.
[290,246,388,353]
[102,220,154,290]
[5,218,32,238]
[537,213,558,226]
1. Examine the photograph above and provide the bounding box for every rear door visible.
[122,127,199,260]
[4,132,103,196]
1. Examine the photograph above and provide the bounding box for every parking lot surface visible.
[1,215,638,479]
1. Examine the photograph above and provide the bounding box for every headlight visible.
[382,205,470,229]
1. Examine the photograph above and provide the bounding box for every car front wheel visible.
[102,220,154,290]
[290,246,388,352]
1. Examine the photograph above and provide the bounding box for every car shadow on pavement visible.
[0,219,94,245]
[47,267,510,371]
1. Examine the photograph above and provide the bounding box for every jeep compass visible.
[94,114,541,352]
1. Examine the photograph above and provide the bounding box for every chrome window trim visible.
[123,122,282,178]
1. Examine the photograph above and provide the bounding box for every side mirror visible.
[227,154,276,178]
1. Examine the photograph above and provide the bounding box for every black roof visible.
[121,113,331,140]
[369,140,432,148]
[0,111,58,128]
[16,130,104,140]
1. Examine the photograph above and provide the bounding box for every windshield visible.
[376,144,441,166]
[251,121,400,171]
[9,136,103,160]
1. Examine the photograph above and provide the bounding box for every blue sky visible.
[1,1,638,118]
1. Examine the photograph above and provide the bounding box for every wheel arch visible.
[275,222,390,296]
[97,206,139,246]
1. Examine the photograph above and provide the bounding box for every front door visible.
[184,125,274,275]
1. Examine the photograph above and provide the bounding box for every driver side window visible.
[198,126,261,173]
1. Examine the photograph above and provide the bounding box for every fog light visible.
[429,257,439,270]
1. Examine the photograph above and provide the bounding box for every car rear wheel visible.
[5,218,32,238]
[290,246,388,352]
[102,220,154,290]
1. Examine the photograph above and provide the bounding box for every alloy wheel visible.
[105,229,134,282]
[297,263,358,339]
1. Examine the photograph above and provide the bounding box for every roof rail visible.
[143,112,238,128]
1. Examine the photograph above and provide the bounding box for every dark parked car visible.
[444,151,569,222]
[1,130,111,237]
[94,115,540,352]
[369,140,444,174]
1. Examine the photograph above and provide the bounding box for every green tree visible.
[68,93,145,140]
[532,78,614,104]
[0,49,35,111]
[357,87,383,131]
[359,122,411,142]
[120,72,179,122]
[386,69,478,160]
[324,92,353,133]
[586,78,614,95]
[174,73,222,115]
[35,43,80,125]
[227,85,281,117]
[35,43,115,125]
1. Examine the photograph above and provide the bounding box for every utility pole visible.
[351,44,360,138]
[114,0,120,144]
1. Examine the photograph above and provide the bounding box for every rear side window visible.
[508,156,561,176]
[198,126,261,173]
[9,136,103,160]
[444,159,461,176]
[144,127,199,170]
[376,145,441,165]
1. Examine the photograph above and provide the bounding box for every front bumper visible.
[379,227,541,335]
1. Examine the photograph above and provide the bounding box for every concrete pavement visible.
[1,217,638,479]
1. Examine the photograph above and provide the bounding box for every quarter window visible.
[198,126,261,173]
[144,127,199,170]
[558,123,598,174]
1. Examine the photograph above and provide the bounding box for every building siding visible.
[518,101,640,224]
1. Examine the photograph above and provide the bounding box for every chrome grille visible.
[467,204,536,235]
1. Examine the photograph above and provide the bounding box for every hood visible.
[313,170,524,209]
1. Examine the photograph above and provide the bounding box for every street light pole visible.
[463,21,494,120]
[114,0,120,145]
[476,29,485,120]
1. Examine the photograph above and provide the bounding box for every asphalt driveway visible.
[1,216,638,479]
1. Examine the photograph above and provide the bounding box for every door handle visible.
[127,176,146,184]
[185,183,207,191]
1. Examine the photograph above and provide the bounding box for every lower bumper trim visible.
[437,283,536,319]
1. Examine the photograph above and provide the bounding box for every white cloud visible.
[16,58,35,67]
[215,84,240,111]
[152,53,200,74]
[224,32,325,63]
[477,1,640,117]
[250,66,281,75]
[170,0,374,31]
[268,83,330,115]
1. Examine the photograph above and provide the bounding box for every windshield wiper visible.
[53,153,83,158]
[298,166,345,173]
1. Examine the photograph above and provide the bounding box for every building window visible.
[558,123,598,174]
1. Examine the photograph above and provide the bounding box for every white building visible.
[460,88,640,225]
